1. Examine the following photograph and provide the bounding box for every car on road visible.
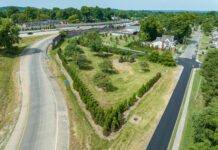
[192,55,196,59]
[27,32,33,35]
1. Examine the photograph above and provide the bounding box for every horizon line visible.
[0,5,217,12]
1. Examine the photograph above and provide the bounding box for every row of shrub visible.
[119,55,135,63]
[138,72,162,98]
[57,48,161,136]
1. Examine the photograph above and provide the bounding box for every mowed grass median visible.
[0,34,52,148]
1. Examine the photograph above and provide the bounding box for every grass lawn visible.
[60,39,168,108]
[200,35,210,50]
[49,42,181,149]
[102,34,139,48]
[109,65,180,150]
[198,34,215,62]
[0,34,52,148]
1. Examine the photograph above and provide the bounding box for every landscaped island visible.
[53,30,177,136]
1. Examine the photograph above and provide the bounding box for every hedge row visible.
[138,72,162,98]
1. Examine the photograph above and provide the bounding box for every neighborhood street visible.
[146,30,202,150]
[5,36,69,150]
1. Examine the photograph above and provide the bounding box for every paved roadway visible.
[5,36,69,150]
[146,30,202,150]
[19,30,59,37]
[172,68,196,150]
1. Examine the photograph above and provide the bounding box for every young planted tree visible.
[159,50,176,66]
[64,41,83,58]
[139,60,150,72]
[88,38,102,52]
[149,51,160,63]
[93,72,115,92]
[99,59,114,73]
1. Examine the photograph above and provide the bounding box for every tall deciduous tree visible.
[0,18,20,48]
[67,14,80,24]
[159,50,176,66]
[169,13,193,43]
[6,6,19,18]
[139,15,163,41]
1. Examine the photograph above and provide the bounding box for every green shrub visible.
[139,60,150,72]
[93,72,115,92]
[138,72,161,97]
[99,59,114,73]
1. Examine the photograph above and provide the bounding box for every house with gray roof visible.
[151,35,176,52]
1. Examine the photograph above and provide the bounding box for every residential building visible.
[151,35,176,52]
[120,26,140,35]
[210,37,218,48]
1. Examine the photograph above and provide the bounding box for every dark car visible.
[27,32,33,35]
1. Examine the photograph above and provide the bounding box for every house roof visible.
[154,35,174,43]
[125,25,140,31]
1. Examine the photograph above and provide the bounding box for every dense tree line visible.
[0,6,152,24]
[190,50,218,150]
[139,13,195,43]
[0,6,117,23]
[139,12,218,43]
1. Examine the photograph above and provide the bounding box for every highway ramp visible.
[5,36,69,150]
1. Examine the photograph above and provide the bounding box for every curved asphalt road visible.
[146,30,202,150]
[5,36,69,150]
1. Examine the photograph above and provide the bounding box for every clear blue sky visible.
[1,0,218,10]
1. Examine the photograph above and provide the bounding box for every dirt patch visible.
[96,86,103,91]
[113,59,133,74]
[130,115,142,124]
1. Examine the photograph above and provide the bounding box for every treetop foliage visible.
[0,18,19,48]
[190,49,218,150]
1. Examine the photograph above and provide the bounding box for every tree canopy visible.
[67,14,80,24]
[190,49,218,150]
[0,18,19,48]
[139,15,163,41]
